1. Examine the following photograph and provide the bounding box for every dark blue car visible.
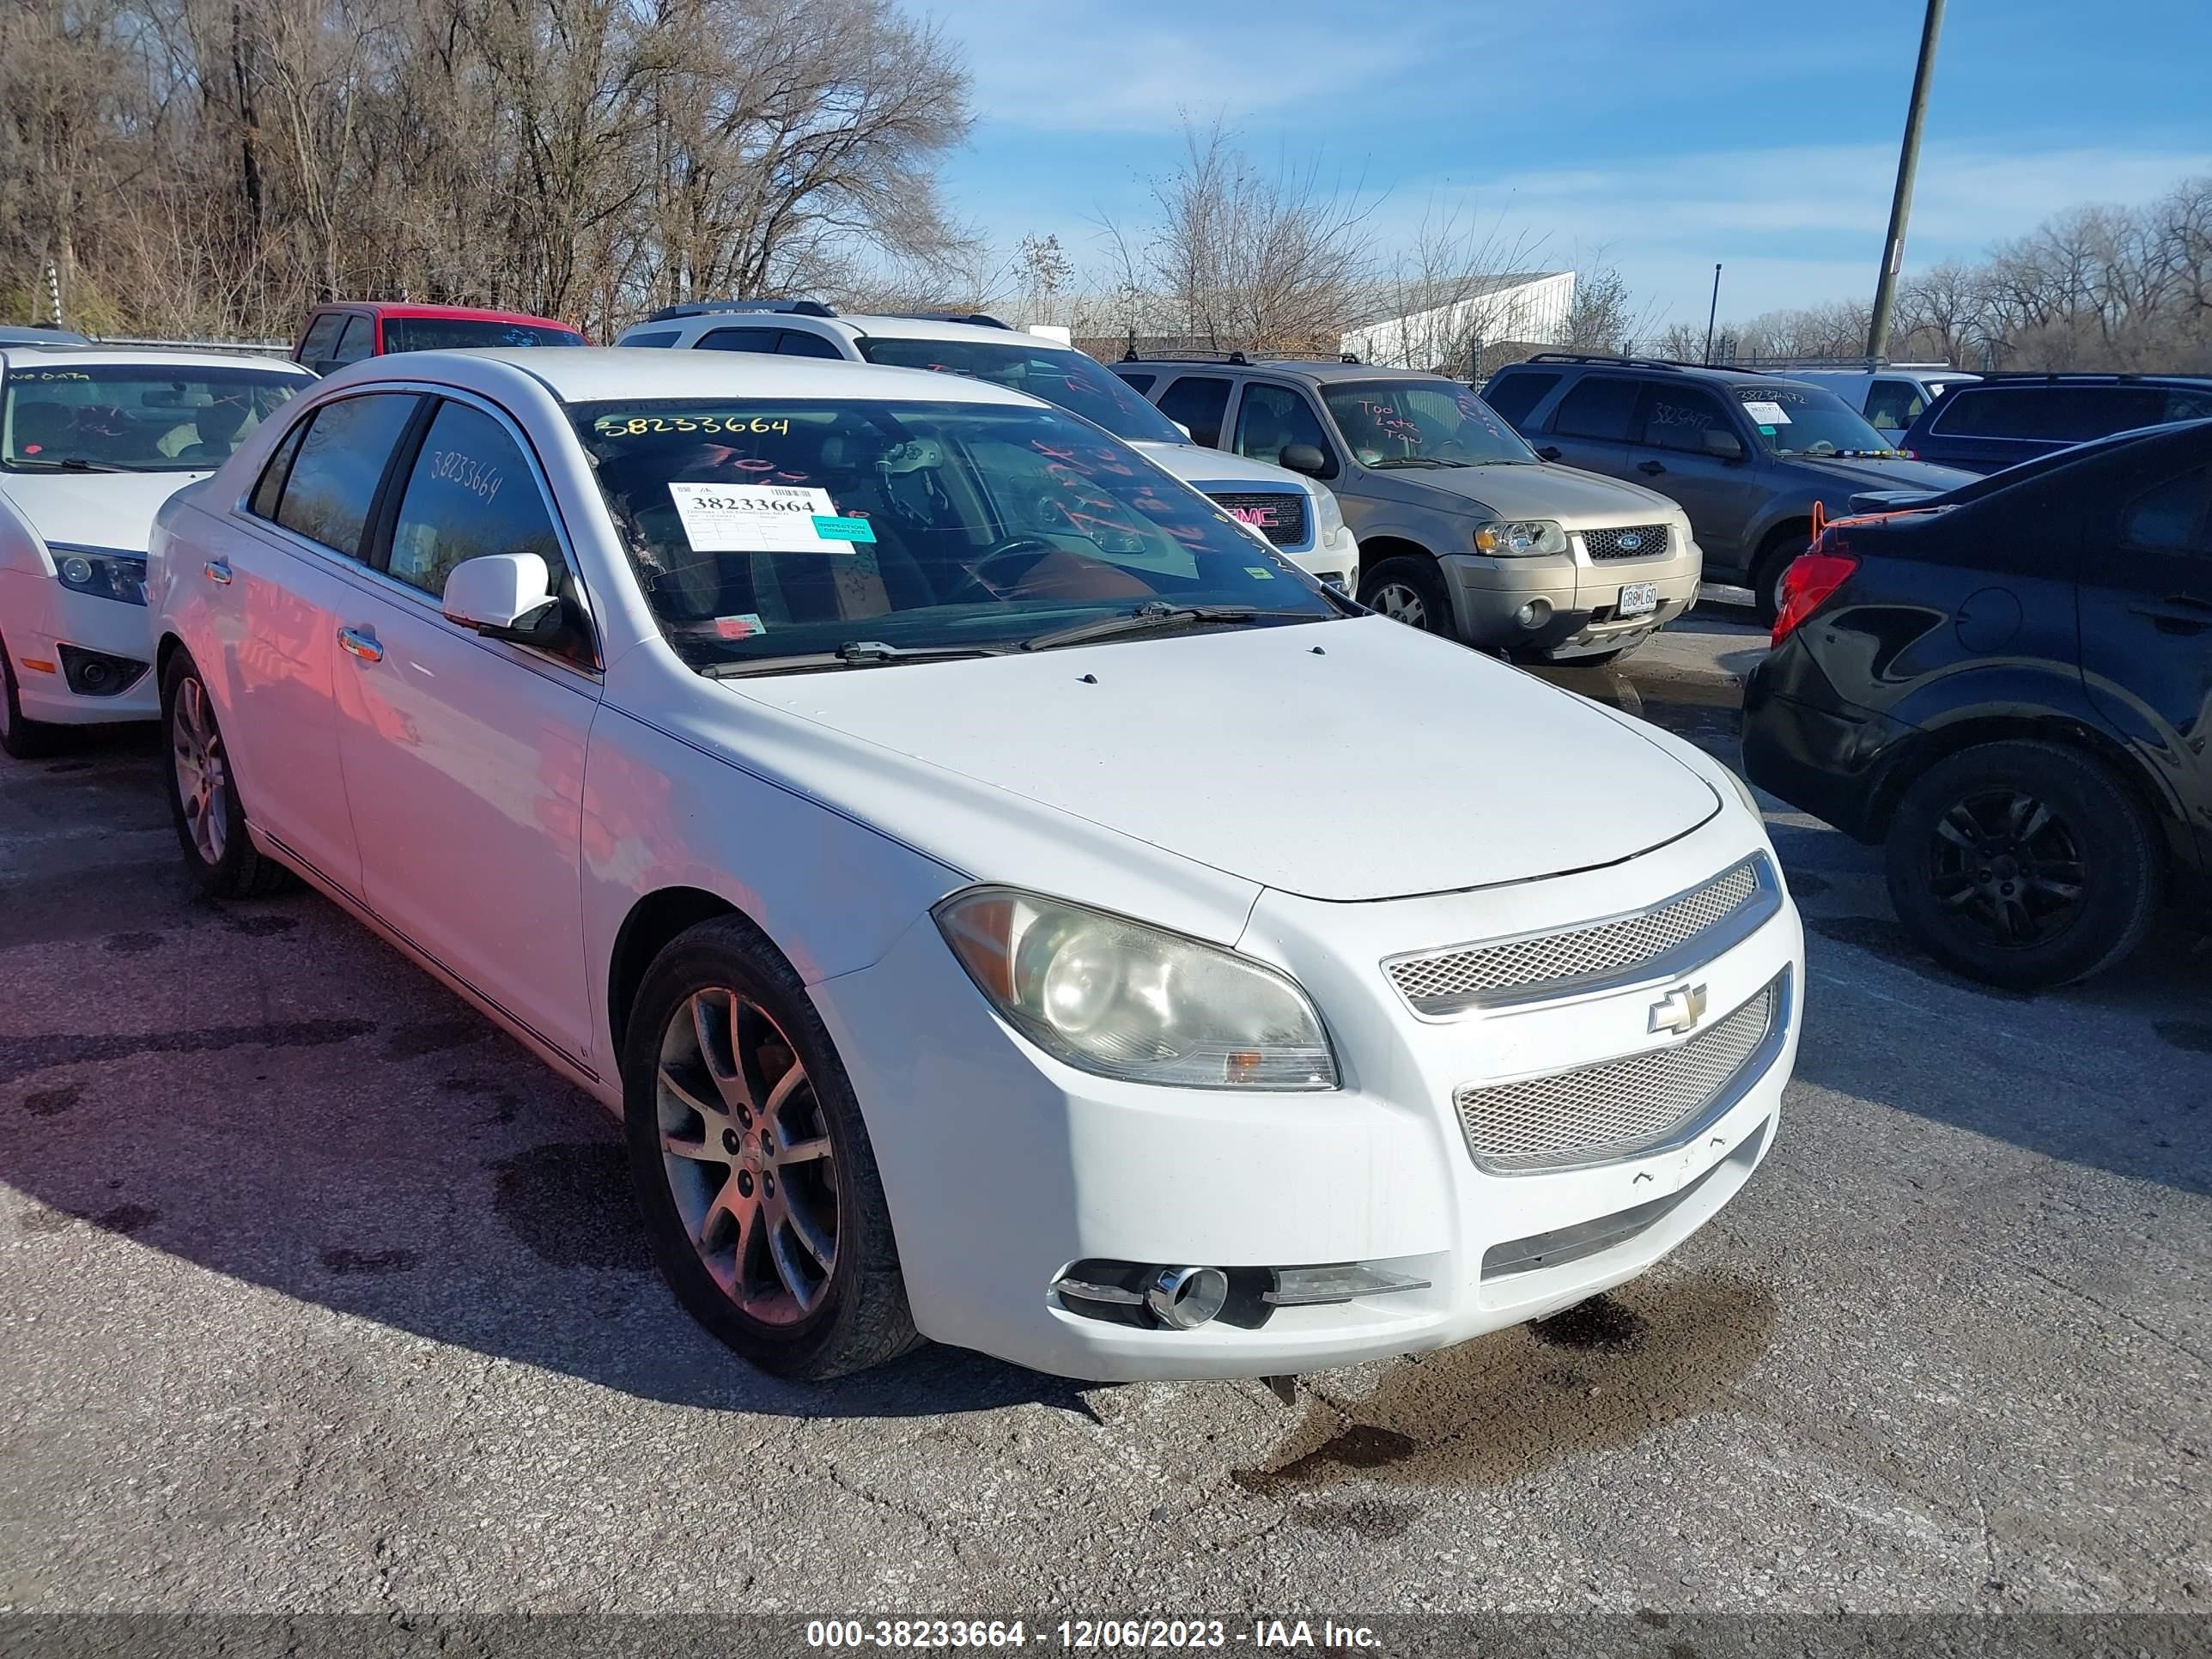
[1898,373,2212,474]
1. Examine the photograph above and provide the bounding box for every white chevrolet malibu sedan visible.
[148,349,1803,1382]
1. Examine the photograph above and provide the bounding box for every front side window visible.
[1321,379,1534,469]
[856,337,1186,446]
[387,401,567,598]
[569,398,1338,671]
[1730,383,1894,457]
[270,392,421,556]
[381,317,584,352]
[1,364,311,473]
[1864,379,1924,431]
[1233,383,1334,477]
[296,313,344,366]
[776,331,845,359]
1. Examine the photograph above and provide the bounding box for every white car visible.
[1774,365,1979,446]
[616,301,1361,593]
[0,345,314,757]
[149,348,1802,1382]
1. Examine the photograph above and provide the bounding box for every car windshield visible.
[571,397,1337,671]
[1732,383,1897,459]
[853,337,1188,447]
[1,362,311,472]
[383,317,584,352]
[1320,380,1535,467]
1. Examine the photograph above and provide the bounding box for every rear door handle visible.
[1637,459,1667,476]
[2130,594,2212,631]
[337,626,385,663]
[203,558,232,584]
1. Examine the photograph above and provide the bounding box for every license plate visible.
[1619,581,1659,617]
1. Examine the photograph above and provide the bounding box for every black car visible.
[1743,419,2212,989]
[1897,373,2212,475]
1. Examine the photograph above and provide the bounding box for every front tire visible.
[622,918,920,1380]
[1883,740,2161,990]
[0,628,64,760]
[1360,556,1455,638]
[160,648,287,896]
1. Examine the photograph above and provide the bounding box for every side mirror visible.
[442,553,557,639]
[1171,421,1194,442]
[1703,428,1747,462]
[1534,445,1562,462]
[1279,442,1328,477]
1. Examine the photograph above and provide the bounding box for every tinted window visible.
[250,422,307,520]
[623,330,682,349]
[2164,389,2212,422]
[1551,374,1639,441]
[775,331,845,359]
[381,318,583,352]
[1936,386,2166,441]
[856,337,1185,445]
[272,393,419,556]
[331,315,375,366]
[1117,372,1157,394]
[698,328,779,354]
[1156,376,1231,447]
[387,400,565,599]
[1234,383,1334,477]
[1864,379,1924,431]
[1633,384,1732,453]
[1482,369,1560,428]
[2121,468,2209,554]
[297,313,344,365]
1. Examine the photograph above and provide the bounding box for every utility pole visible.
[1867,0,1947,361]
[1702,264,1722,364]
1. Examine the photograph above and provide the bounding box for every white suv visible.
[148,347,1801,1382]
[617,301,1359,592]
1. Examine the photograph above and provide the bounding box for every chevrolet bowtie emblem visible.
[1648,982,1709,1036]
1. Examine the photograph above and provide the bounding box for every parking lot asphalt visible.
[2,602,2208,1628]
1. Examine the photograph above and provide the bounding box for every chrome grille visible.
[1385,856,1771,1017]
[1455,973,1784,1174]
[1584,523,1672,561]
[1205,489,1309,547]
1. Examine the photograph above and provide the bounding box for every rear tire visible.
[1360,556,1455,639]
[159,649,288,897]
[0,629,64,760]
[1883,739,2160,990]
[622,917,921,1380]
[1752,533,1810,628]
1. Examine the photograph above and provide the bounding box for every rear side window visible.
[2121,467,2209,554]
[1865,379,1924,430]
[387,400,567,599]
[249,422,307,520]
[775,331,844,359]
[1632,383,1731,453]
[270,393,420,556]
[331,315,375,366]
[1157,375,1231,447]
[1481,370,1559,428]
[296,313,343,366]
[1552,374,1639,441]
[623,331,681,348]
[697,328,778,354]
[1117,372,1157,394]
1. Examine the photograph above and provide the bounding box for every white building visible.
[1340,271,1577,372]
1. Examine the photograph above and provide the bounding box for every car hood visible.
[1127,441,1315,494]
[1393,460,1680,521]
[1784,455,1974,494]
[0,468,210,551]
[721,615,1719,902]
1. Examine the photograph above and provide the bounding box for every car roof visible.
[0,325,90,345]
[668,311,1060,349]
[0,347,314,376]
[1120,357,1433,385]
[317,301,577,329]
[318,346,1051,409]
[1946,372,2212,390]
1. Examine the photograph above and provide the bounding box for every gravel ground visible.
[1,607,2207,1645]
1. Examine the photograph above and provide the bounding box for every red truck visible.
[291,302,584,374]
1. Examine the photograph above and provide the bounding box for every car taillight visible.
[1771,550,1859,645]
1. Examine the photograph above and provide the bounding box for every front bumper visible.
[0,569,158,726]
[812,810,1800,1381]
[1283,526,1359,593]
[1439,543,1701,654]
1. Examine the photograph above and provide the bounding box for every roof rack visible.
[646,298,838,323]
[1248,350,1363,365]
[1119,349,1250,365]
[1967,370,2212,385]
[1522,350,1729,374]
[871,310,1012,330]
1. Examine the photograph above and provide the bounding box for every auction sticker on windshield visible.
[667,483,865,553]
[1741,400,1790,426]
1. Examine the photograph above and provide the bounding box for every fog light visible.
[1515,598,1553,630]
[1145,1265,1229,1330]
[57,643,149,697]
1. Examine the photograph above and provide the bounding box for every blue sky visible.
[921,0,2212,329]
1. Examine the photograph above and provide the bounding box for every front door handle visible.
[2130,593,2212,631]
[337,626,385,663]
[1637,459,1667,476]
[203,558,232,585]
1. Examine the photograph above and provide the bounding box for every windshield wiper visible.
[1019,602,1304,652]
[11,455,129,472]
[1368,456,1462,469]
[702,641,1004,678]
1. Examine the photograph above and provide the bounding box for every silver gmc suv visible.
[1114,354,1699,664]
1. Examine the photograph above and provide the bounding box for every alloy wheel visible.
[1927,787,2085,948]
[171,676,228,865]
[654,986,839,1324]
[1371,582,1427,629]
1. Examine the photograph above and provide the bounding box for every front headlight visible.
[1473,519,1568,556]
[1723,765,1765,823]
[49,544,149,606]
[935,888,1339,1090]
[1312,486,1345,539]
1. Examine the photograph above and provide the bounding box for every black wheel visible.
[1360,556,1454,638]
[622,917,921,1380]
[1752,533,1810,628]
[1884,740,2161,990]
[0,627,65,760]
[159,648,287,896]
